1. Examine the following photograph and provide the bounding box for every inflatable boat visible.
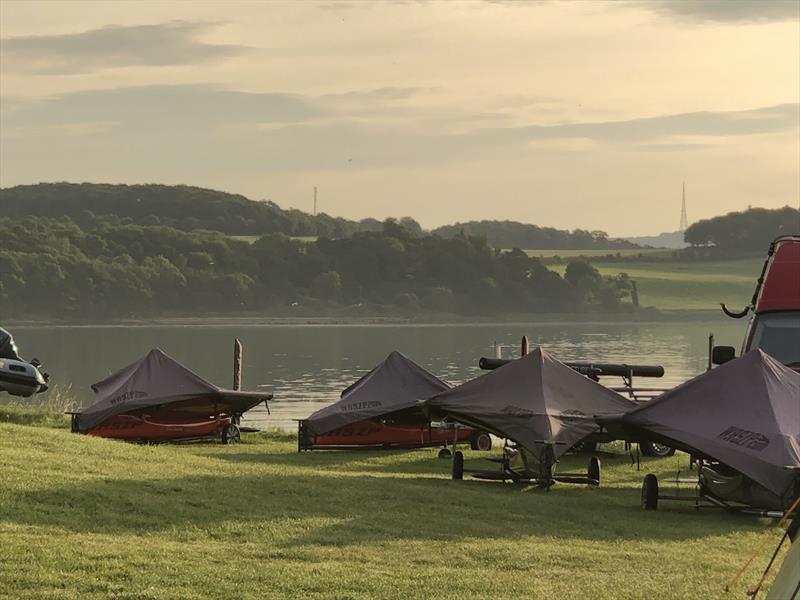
[0,358,49,397]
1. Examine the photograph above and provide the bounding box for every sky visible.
[0,0,798,236]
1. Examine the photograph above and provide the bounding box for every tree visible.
[312,271,342,300]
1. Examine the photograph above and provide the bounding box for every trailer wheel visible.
[470,432,492,451]
[641,474,659,510]
[452,451,464,480]
[640,441,675,457]
[587,456,601,486]
[438,448,452,459]
[222,424,241,445]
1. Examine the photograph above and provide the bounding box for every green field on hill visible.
[520,248,674,259]
[551,257,763,310]
[230,235,318,244]
[0,420,787,599]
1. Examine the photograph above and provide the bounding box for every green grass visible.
[550,258,762,310]
[0,423,788,599]
[519,248,673,259]
[229,235,318,244]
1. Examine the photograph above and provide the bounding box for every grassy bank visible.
[550,257,761,310]
[0,423,786,599]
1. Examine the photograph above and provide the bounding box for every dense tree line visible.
[0,216,634,319]
[0,183,366,238]
[0,183,638,252]
[432,220,638,250]
[684,206,799,250]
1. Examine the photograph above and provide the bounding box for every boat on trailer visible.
[298,351,491,452]
[71,348,271,444]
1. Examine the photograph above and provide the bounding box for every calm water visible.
[8,320,748,431]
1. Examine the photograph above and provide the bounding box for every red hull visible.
[299,418,479,450]
[87,413,230,442]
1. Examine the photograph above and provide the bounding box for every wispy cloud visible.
[640,0,799,23]
[1,84,320,129]
[2,83,796,173]
[0,21,250,74]
[500,104,800,144]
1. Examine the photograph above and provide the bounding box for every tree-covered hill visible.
[1,183,642,251]
[685,206,799,250]
[0,182,363,238]
[0,215,634,319]
[431,220,639,250]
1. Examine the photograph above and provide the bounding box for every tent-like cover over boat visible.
[303,350,451,436]
[612,349,800,502]
[299,351,490,450]
[72,348,271,442]
[423,347,638,462]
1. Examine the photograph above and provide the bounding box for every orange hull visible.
[87,413,230,442]
[299,418,477,450]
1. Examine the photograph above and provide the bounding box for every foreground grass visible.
[0,425,786,599]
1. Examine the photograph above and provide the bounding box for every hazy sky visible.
[1,0,798,235]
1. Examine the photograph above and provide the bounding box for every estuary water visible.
[9,319,748,431]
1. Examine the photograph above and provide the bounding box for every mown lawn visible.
[551,258,762,310]
[0,425,786,599]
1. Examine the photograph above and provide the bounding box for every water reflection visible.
[9,320,747,431]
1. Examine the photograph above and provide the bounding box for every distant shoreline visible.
[5,309,734,328]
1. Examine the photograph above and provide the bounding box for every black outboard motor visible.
[0,327,49,397]
[0,327,21,360]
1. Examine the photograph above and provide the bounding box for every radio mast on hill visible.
[313,186,318,216]
[679,182,688,231]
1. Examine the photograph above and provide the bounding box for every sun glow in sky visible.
[1,0,798,235]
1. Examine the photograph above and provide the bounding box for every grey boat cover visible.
[424,347,636,460]
[622,349,800,498]
[0,327,21,360]
[304,351,450,435]
[75,348,270,432]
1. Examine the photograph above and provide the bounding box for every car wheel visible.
[641,474,659,510]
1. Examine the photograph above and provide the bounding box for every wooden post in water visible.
[233,338,242,391]
[521,335,529,357]
[707,333,714,372]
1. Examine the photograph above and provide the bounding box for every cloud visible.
[498,103,800,144]
[640,0,800,23]
[1,84,320,129]
[1,82,797,174]
[0,21,250,74]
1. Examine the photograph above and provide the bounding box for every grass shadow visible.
[5,464,764,548]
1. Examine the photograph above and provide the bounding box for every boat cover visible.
[621,349,800,498]
[0,327,21,360]
[75,348,270,432]
[424,347,636,460]
[304,351,450,436]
